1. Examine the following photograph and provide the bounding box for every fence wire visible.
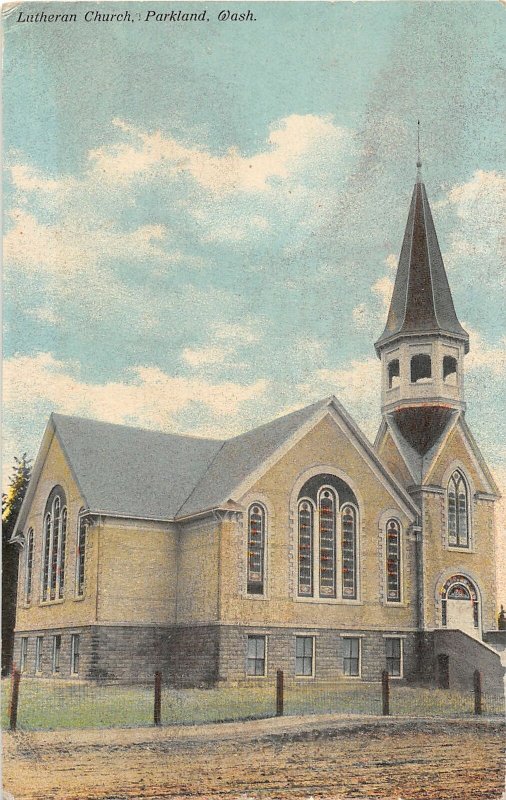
[3,675,505,732]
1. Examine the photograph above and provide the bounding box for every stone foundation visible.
[13,625,421,685]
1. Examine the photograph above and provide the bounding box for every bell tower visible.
[374,159,469,456]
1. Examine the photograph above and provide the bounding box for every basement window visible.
[443,356,458,385]
[388,359,400,389]
[410,354,432,384]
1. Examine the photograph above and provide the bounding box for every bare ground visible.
[3,715,505,800]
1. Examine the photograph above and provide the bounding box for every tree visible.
[2,454,32,675]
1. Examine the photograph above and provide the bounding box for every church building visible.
[11,163,504,691]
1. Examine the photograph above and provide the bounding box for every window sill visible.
[39,599,65,607]
[245,593,269,601]
[72,595,86,603]
[446,545,474,553]
[295,596,363,606]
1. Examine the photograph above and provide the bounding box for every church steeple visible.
[375,165,469,354]
[374,160,469,455]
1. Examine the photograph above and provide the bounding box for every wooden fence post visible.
[381,670,390,716]
[9,668,21,731]
[154,671,162,726]
[276,669,284,717]
[473,670,482,716]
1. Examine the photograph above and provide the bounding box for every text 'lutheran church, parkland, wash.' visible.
[11,161,505,692]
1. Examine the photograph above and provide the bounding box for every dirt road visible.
[3,715,505,800]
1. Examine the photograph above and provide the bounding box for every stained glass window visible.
[76,511,87,597]
[42,487,67,602]
[247,505,265,595]
[298,501,313,596]
[341,505,357,599]
[386,519,401,602]
[448,471,469,547]
[319,491,336,598]
[24,528,34,604]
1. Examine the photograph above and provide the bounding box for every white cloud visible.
[4,207,176,276]
[181,345,232,368]
[212,321,262,345]
[465,326,506,377]
[88,114,353,195]
[3,352,270,428]
[372,275,394,309]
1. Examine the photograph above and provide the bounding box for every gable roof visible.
[375,175,469,355]
[14,396,420,535]
[376,411,500,496]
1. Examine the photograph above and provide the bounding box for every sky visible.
[2,2,505,583]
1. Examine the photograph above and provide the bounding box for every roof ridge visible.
[52,412,224,444]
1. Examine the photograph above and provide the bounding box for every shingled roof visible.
[46,399,331,521]
[375,171,469,354]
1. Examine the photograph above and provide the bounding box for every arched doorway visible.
[441,575,480,637]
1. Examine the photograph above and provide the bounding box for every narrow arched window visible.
[298,500,313,596]
[341,505,357,599]
[24,528,34,604]
[76,511,87,597]
[386,519,401,602]
[42,513,51,601]
[319,490,336,598]
[388,359,400,389]
[411,354,432,383]
[42,487,67,602]
[247,504,265,595]
[443,355,458,385]
[448,471,469,548]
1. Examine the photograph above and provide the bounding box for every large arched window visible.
[41,486,67,601]
[247,504,266,595]
[296,474,358,600]
[447,470,469,548]
[385,519,401,602]
[319,489,337,598]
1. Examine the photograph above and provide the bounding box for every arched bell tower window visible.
[247,504,266,595]
[410,354,432,383]
[41,486,67,601]
[388,359,400,389]
[447,470,469,548]
[443,355,458,385]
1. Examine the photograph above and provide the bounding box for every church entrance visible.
[441,575,480,638]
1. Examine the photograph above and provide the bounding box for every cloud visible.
[181,345,232,368]
[465,327,506,377]
[88,114,353,195]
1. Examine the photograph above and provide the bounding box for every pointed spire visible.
[375,166,469,355]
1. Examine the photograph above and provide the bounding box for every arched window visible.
[24,528,34,604]
[410,354,432,383]
[296,474,358,601]
[247,504,266,595]
[76,510,87,597]
[41,487,67,601]
[388,359,400,389]
[298,500,314,596]
[443,355,458,385]
[448,470,469,548]
[319,489,337,598]
[385,519,401,602]
[341,505,357,599]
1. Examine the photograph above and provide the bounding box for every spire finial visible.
[416,120,422,180]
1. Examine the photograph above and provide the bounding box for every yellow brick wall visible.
[419,426,497,630]
[95,520,178,625]
[15,433,95,631]
[219,414,417,631]
[376,429,415,488]
[176,519,220,624]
